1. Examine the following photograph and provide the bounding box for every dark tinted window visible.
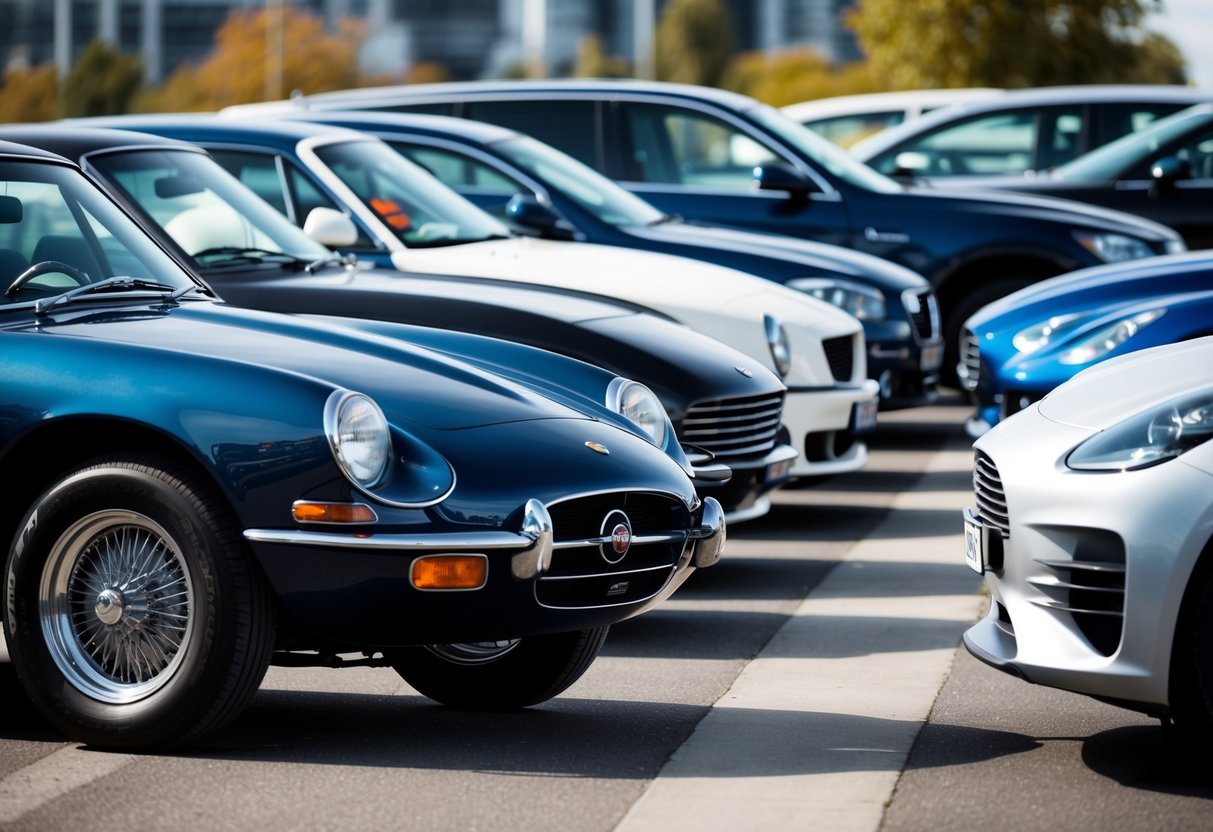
[205,149,288,214]
[393,143,521,191]
[464,100,601,168]
[1094,102,1190,147]
[377,102,456,116]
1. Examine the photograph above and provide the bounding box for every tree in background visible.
[0,65,60,122]
[574,35,631,78]
[654,0,732,87]
[62,40,142,117]
[848,0,1186,89]
[722,50,878,107]
[137,8,363,111]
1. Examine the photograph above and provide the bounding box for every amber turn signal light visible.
[411,555,488,590]
[292,501,378,524]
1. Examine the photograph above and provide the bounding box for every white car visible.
[782,88,1001,147]
[963,336,1213,734]
[90,114,880,485]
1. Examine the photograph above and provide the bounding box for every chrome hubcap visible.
[40,510,195,704]
[426,640,520,665]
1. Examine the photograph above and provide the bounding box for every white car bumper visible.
[784,379,879,479]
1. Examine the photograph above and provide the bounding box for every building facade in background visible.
[0,0,859,85]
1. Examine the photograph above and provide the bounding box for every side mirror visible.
[891,151,930,178]
[752,162,813,196]
[1150,155,1191,192]
[505,193,577,240]
[303,207,359,247]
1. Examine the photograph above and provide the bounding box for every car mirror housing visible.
[505,193,577,240]
[303,207,360,247]
[1150,155,1192,192]
[752,162,813,196]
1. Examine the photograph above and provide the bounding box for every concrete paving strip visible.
[614,442,984,832]
[0,745,136,823]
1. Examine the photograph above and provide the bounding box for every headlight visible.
[1011,313,1084,354]
[325,390,391,488]
[1074,231,1154,263]
[1057,309,1164,365]
[1066,393,1213,471]
[764,314,793,378]
[607,378,671,450]
[786,277,887,321]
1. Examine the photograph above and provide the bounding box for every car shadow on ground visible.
[1082,725,1213,796]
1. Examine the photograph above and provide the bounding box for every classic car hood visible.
[1038,336,1213,430]
[970,251,1213,335]
[890,184,1180,242]
[621,221,929,293]
[28,300,593,430]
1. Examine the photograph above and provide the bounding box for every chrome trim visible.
[552,532,685,550]
[538,564,674,582]
[1029,599,1124,617]
[243,528,532,550]
[712,443,798,472]
[545,486,699,513]
[410,553,489,592]
[290,500,380,525]
[512,498,553,579]
[690,496,726,568]
[902,287,941,344]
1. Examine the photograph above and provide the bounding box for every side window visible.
[1095,102,1189,147]
[205,150,289,214]
[806,111,905,148]
[621,102,779,190]
[464,100,600,168]
[1127,125,1213,180]
[1036,108,1085,170]
[392,143,522,192]
[285,163,376,249]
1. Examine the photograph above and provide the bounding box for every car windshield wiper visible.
[191,246,310,268]
[33,276,208,316]
[303,252,359,274]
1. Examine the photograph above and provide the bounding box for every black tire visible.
[941,277,1038,388]
[3,455,274,749]
[389,627,610,709]
[1168,569,1213,743]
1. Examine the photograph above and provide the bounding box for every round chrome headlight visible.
[764,314,792,379]
[325,390,391,488]
[607,378,671,450]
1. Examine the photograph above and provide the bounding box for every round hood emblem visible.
[600,509,632,563]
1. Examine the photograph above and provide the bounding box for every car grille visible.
[972,451,1009,537]
[537,491,691,609]
[822,335,854,382]
[679,391,784,459]
[959,329,981,392]
[905,289,940,342]
[1029,530,1126,657]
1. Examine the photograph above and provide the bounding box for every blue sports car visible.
[960,251,1213,436]
[0,140,724,749]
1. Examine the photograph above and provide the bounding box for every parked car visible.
[0,139,725,749]
[250,80,1186,380]
[81,114,880,481]
[271,109,941,409]
[782,88,1001,147]
[963,336,1213,738]
[851,84,1207,180]
[960,251,1213,436]
[2,124,795,524]
[942,103,1213,250]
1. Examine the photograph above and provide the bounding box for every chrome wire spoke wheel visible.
[39,509,195,704]
[426,640,521,665]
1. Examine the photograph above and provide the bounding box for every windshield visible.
[0,158,197,308]
[748,103,902,193]
[89,148,333,267]
[313,140,511,247]
[495,135,666,226]
[1057,104,1213,182]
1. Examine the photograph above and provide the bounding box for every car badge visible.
[600,509,632,564]
[585,441,610,455]
[735,366,753,378]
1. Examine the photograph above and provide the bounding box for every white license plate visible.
[765,459,791,484]
[920,342,943,371]
[851,398,879,435]
[963,511,984,574]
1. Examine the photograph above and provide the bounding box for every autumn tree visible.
[655,0,733,87]
[62,40,143,117]
[138,7,364,112]
[722,49,879,107]
[573,35,631,78]
[847,0,1187,89]
[0,64,60,122]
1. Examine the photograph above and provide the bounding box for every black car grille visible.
[680,391,784,459]
[972,451,1009,538]
[822,335,854,382]
[537,492,690,609]
[1030,530,1126,657]
[960,330,981,392]
[907,289,940,342]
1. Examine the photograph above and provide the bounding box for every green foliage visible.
[61,40,142,117]
[0,64,60,122]
[655,0,733,87]
[847,0,1186,89]
[722,50,880,107]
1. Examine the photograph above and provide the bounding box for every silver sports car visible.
[962,336,1213,734]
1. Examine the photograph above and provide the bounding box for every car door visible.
[610,99,853,246]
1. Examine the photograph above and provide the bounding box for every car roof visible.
[782,88,1002,123]
[283,109,521,145]
[0,138,76,164]
[851,84,1213,160]
[0,124,197,161]
[76,114,370,151]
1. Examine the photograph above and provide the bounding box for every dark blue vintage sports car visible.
[0,140,724,749]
